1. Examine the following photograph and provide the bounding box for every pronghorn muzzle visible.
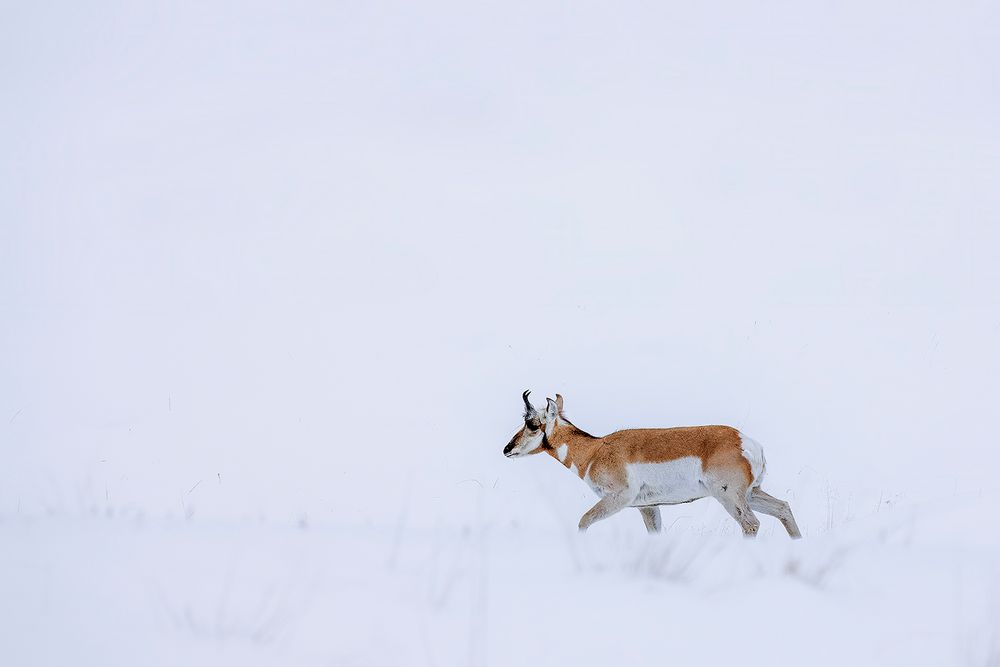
[503,438,517,457]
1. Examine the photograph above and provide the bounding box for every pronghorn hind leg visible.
[706,476,759,537]
[721,496,760,538]
[749,487,802,539]
[638,506,662,534]
[578,489,637,532]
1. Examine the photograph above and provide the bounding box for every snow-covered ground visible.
[4,1,1000,665]
[4,480,999,666]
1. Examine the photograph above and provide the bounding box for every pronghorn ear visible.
[555,394,564,415]
[545,398,559,420]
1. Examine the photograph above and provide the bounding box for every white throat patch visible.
[555,443,568,462]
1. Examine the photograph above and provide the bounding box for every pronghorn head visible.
[503,390,562,458]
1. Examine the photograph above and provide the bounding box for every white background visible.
[3,2,999,665]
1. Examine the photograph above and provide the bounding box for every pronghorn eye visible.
[526,419,541,430]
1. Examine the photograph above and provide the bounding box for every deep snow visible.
[3,482,999,666]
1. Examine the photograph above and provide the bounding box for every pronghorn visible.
[503,391,801,538]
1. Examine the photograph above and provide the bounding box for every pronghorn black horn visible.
[522,390,537,417]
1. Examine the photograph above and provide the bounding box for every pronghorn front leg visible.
[639,506,662,533]
[578,489,637,532]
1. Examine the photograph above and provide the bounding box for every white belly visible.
[626,458,707,506]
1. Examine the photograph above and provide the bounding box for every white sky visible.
[2,1,999,525]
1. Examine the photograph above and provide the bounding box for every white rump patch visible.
[556,444,568,462]
[739,433,767,487]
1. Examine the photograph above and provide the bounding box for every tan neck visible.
[545,420,600,478]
